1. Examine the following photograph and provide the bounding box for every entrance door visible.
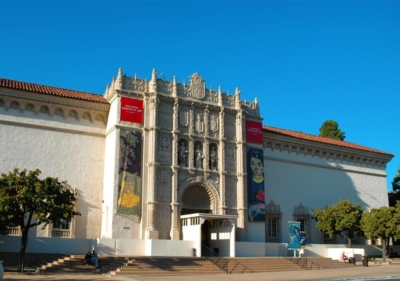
[201,220,212,256]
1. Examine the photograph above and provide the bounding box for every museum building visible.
[0,69,393,257]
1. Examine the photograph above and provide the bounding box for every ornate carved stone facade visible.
[103,68,262,240]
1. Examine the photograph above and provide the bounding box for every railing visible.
[278,245,313,270]
[201,245,253,274]
[52,229,71,238]
[7,227,20,235]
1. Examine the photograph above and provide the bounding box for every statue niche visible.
[178,140,188,167]
[194,142,204,169]
[209,144,218,170]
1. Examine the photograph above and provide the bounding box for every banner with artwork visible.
[117,129,142,217]
[288,221,301,249]
[247,148,265,222]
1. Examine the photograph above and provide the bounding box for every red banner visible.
[120,97,143,124]
[246,120,263,144]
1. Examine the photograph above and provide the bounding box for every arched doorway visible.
[180,183,214,215]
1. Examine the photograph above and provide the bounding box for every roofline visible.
[0,77,108,104]
[263,125,394,157]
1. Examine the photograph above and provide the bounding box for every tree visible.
[0,168,80,272]
[319,120,346,140]
[389,167,400,207]
[361,204,400,263]
[392,167,400,192]
[312,199,363,248]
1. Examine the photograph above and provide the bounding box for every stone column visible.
[146,71,160,239]
[219,109,226,214]
[236,110,246,240]
[170,100,180,239]
[203,108,210,178]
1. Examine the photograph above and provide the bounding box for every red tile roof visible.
[0,77,108,104]
[263,125,393,156]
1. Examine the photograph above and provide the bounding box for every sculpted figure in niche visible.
[210,146,218,169]
[179,142,188,167]
[195,145,203,169]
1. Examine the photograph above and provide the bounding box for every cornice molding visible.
[0,94,108,125]
[264,133,391,169]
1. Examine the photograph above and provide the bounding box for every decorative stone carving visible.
[209,145,218,170]
[224,114,235,141]
[190,73,205,100]
[195,114,204,134]
[210,112,218,133]
[157,169,172,203]
[178,141,188,167]
[158,102,173,131]
[158,134,171,165]
[178,170,188,184]
[225,175,237,208]
[179,107,189,128]
[194,144,204,169]
[210,174,219,185]
[208,87,218,102]
[156,204,171,239]
[226,145,236,173]
[293,203,309,215]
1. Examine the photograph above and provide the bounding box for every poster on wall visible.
[246,120,263,144]
[117,129,142,217]
[288,221,301,249]
[247,148,265,222]
[120,97,144,124]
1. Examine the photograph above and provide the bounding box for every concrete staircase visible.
[296,257,361,270]
[37,255,127,274]
[111,257,225,276]
[36,255,359,276]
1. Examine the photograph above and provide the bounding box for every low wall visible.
[0,236,194,259]
[1,234,397,261]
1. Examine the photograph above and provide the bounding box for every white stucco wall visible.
[264,146,389,244]
[0,106,106,239]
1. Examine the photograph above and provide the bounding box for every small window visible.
[268,218,278,238]
[53,219,70,230]
[297,219,305,232]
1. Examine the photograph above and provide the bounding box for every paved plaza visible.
[3,263,400,281]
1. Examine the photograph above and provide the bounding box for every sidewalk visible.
[3,262,400,281]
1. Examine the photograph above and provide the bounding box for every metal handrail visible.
[201,245,254,274]
[279,245,314,270]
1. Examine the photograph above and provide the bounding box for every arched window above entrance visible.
[181,183,214,215]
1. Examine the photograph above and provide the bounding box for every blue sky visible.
[1,0,399,192]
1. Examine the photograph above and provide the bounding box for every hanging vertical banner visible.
[247,148,265,222]
[246,120,263,144]
[117,129,142,217]
[120,97,144,124]
[288,221,301,249]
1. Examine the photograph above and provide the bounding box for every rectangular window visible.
[297,219,305,232]
[268,218,278,238]
[53,219,70,230]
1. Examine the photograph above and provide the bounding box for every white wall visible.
[182,224,201,257]
[145,240,195,256]
[264,147,389,245]
[0,107,106,239]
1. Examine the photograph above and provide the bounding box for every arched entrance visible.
[181,183,214,215]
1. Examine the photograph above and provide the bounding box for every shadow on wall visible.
[0,236,115,266]
[264,149,386,244]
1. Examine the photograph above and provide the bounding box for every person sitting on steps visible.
[84,251,92,266]
[91,250,100,268]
